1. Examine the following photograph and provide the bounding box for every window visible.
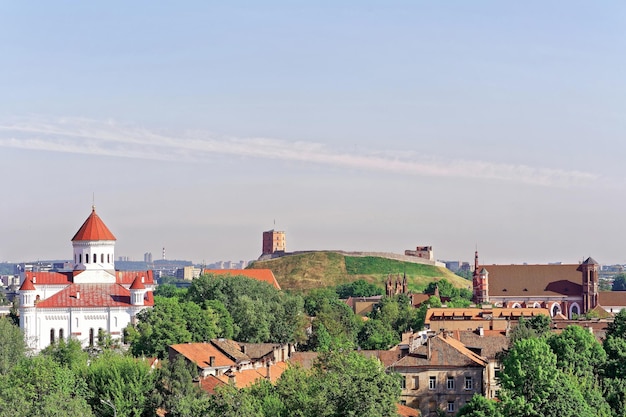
[400,376,406,389]
[465,376,473,390]
[447,376,454,390]
[447,401,455,412]
[59,328,64,340]
[101,253,104,263]
[413,376,419,389]
[50,328,55,344]
[85,254,88,264]
[89,328,94,346]
[429,376,436,390]
[79,254,82,263]
[93,254,97,263]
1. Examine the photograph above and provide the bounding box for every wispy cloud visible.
[0,117,600,188]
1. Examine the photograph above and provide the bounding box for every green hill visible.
[248,251,471,293]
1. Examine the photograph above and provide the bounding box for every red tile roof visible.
[26,271,72,285]
[480,264,582,297]
[170,343,236,369]
[35,283,153,308]
[129,275,146,290]
[397,403,420,417]
[599,291,626,308]
[71,207,116,241]
[198,375,226,395]
[116,270,155,286]
[215,362,288,387]
[19,276,36,291]
[201,269,281,290]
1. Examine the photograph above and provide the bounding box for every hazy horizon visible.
[2,2,625,266]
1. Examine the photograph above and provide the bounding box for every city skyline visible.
[1,2,625,265]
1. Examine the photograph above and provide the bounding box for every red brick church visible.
[472,252,626,318]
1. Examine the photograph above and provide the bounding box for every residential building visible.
[389,333,487,416]
[425,307,550,333]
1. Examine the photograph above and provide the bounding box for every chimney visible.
[76,291,80,300]
[266,362,271,380]
[478,326,484,337]
[209,356,215,367]
[227,370,236,386]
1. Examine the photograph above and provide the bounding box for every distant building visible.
[144,252,153,263]
[262,230,286,255]
[175,265,201,280]
[405,246,434,261]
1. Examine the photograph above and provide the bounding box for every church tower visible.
[578,257,599,313]
[472,251,489,304]
[71,206,117,283]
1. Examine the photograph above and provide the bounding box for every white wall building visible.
[18,207,154,352]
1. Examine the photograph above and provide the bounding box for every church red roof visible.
[129,275,146,290]
[19,277,36,291]
[71,207,116,242]
[35,283,154,309]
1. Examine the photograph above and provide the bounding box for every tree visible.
[547,325,605,378]
[186,274,306,344]
[457,394,502,417]
[0,355,93,417]
[275,350,400,417]
[335,280,383,298]
[357,318,398,350]
[41,338,88,372]
[85,352,155,417]
[151,356,211,417]
[0,317,26,375]
[613,274,626,291]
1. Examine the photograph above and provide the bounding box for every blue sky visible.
[1,2,625,265]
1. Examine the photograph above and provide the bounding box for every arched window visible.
[50,329,55,344]
[511,303,522,309]
[89,328,94,346]
[79,254,82,263]
[533,302,542,308]
[551,303,562,317]
[85,254,88,264]
[93,254,97,263]
[101,254,104,263]
[75,317,79,327]
[570,303,581,318]
[59,328,64,340]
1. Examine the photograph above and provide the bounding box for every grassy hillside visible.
[249,251,470,293]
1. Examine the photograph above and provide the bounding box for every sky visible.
[1,1,625,266]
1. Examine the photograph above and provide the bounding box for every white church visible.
[18,207,154,352]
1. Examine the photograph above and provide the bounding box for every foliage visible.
[457,394,503,417]
[85,352,155,417]
[547,325,605,378]
[0,317,26,375]
[41,338,88,372]
[335,279,383,298]
[274,350,401,417]
[0,355,93,417]
[424,278,472,301]
[186,274,306,344]
[357,318,398,350]
[127,295,222,358]
[509,315,551,343]
[154,283,186,299]
[151,356,211,417]
[304,291,362,351]
[613,274,626,291]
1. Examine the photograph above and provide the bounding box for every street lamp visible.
[100,398,117,417]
